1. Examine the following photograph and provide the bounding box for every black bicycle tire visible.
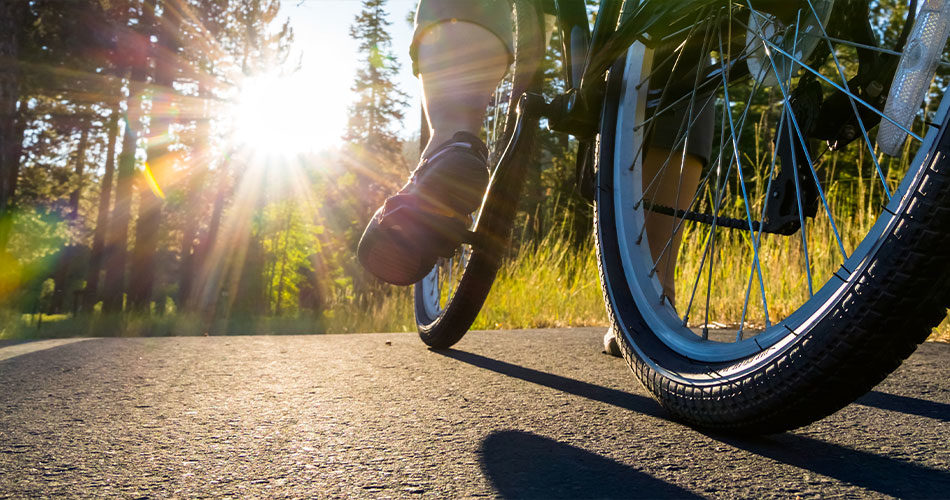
[413,0,544,349]
[595,41,950,432]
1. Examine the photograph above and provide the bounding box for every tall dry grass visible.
[318,140,950,342]
[666,129,950,341]
[471,229,606,330]
[321,223,608,334]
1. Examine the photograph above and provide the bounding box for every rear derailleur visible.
[762,0,910,234]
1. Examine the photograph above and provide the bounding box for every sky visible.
[277,0,423,150]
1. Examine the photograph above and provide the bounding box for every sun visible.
[232,72,344,155]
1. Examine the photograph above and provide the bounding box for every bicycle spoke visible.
[649,44,774,291]
[633,12,763,135]
[738,14,925,143]
[786,110,816,297]
[640,12,771,211]
[637,94,715,201]
[702,108,729,337]
[683,221,713,328]
[737,113,783,338]
[665,18,722,296]
[631,9,719,178]
[690,8,784,334]
[663,148,689,298]
[635,38,690,91]
[638,31,722,252]
[738,12,814,338]
[682,95,726,327]
[634,7,717,91]
[642,19,720,274]
[686,54,773,333]
[796,1,892,199]
[799,32,950,68]
[718,14,772,328]
[633,76,722,133]
[676,95,761,329]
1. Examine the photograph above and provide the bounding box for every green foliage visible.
[345,0,409,158]
[0,207,70,308]
[5,0,950,346]
[259,199,320,316]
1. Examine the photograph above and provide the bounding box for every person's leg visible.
[604,149,702,357]
[640,70,715,305]
[411,0,515,158]
[416,21,509,159]
[357,2,515,286]
[604,87,712,356]
[642,148,703,304]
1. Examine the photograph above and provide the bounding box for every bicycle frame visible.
[548,0,809,138]
[475,0,701,237]
[547,0,717,136]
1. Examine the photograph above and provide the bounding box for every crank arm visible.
[470,92,546,255]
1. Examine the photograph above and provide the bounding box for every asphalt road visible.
[1,328,948,498]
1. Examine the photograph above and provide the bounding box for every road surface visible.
[1,328,948,498]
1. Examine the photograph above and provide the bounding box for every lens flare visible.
[142,162,166,199]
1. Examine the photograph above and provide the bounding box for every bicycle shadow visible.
[440,348,950,498]
[705,432,950,498]
[856,390,950,423]
[436,349,667,418]
[480,430,701,499]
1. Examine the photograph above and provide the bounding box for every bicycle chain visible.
[643,202,770,233]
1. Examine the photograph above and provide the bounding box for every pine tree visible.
[345,0,408,159]
[340,0,410,301]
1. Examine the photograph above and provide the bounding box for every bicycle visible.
[411,0,950,433]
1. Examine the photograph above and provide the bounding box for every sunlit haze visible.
[233,73,337,155]
[230,0,420,156]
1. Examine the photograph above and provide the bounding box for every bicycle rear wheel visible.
[597,1,950,432]
[413,0,544,349]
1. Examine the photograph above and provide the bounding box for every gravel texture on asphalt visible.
[0,328,948,498]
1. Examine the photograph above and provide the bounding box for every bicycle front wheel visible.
[413,0,544,349]
[596,1,950,432]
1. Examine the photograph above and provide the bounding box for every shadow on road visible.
[443,349,950,498]
[856,390,950,423]
[480,430,701,499]
[710,433,950,498]
[437,349,666,418]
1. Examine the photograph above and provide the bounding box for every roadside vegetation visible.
[1,0,947,344]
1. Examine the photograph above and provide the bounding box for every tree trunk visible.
[83,100,121,312]
[177,83,210,311]
[102,67,145,314]
[264,251,276,316]
[127,152,162,312]
[0,103,26,254]
[0,1,26,255]
[68,118,90,221]
[190,158,230,327]
[128,0,178,313]
[274,207,294,316]
[176,169,203,311]
[50,119,91,314]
